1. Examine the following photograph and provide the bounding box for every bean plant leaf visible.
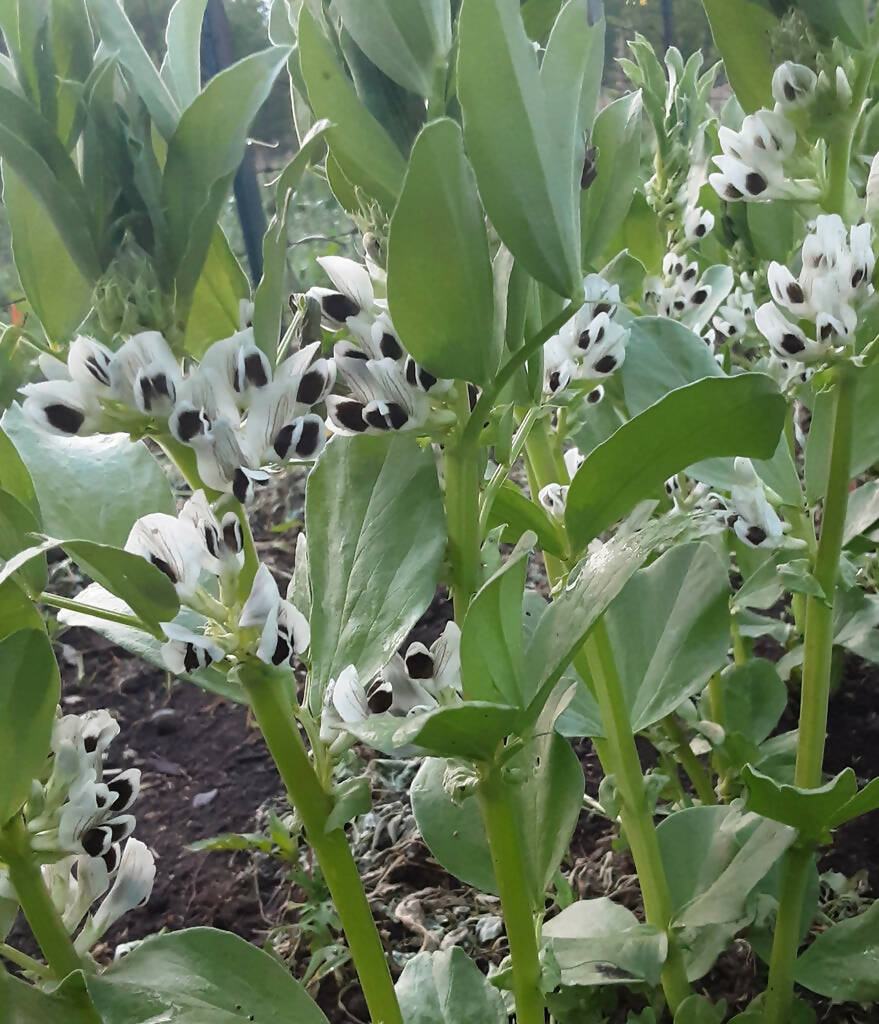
[297,5,406,212]
[0,489,46,596]
[794,901,879,1003]
[160,0,209,110]
[843,480,879,545]
[2,404,176,547]
[85,927,330,1023]
[566,374,787,555]
[0,577,44,640]
[305,434,446,713]
[388,118,497,384]
[411,732,584,901]
[580,91,643,268]
[183,229,251,359]
[161,45,291,302]
[721,659,787,746]
[395,947,508,1024]
[394,702,521,761]
[457,0,592,297]
[460,534,533,706]
[334,0,451,98]
[486,480,568,558]
[702,0,778,113]
[2,972,100,1024]
[0,629,60,827]
[795,0,867,49]
[541,898,667,987]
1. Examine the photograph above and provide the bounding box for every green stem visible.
[825,53,877,216]
[0,817,82,980]
[241,666,402,1024]
[661,715,716,806]
[478,765,546,1024]
[581,628,691,1013]
[478,408,541,538]
[39,592,160,637]
[763,366,856,1024]
[0,942,51,978]
[445,387,483,624]
[154,436,220,499]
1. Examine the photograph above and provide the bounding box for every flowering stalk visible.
[524,417,691,1013]
[0,816,82,980]
[763,363,856,1024]
[239,663,403,1024]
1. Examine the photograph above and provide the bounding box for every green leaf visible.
[2,972,100,1024]
[395,702,521,761]
[460,534,532,706]
[746,202,795,263]
[187,832,273,854]
[0,425,38,519]
[61,540,179,629]
[622,317,801,505]
[0,577,44,640]
[566,374,786,555]
[600,543,730,732]
[0,488,46,596]
[674,995,727,1024]
[161,46,290,301]
[542,898,667,987]
[795,0,867,49]
[388,118,497,384]
[843,480,879,545]
[395,947,507,1024]
[2,403,176,547]
[721,659,787,746]
[702,0,778,113]
[741,765,859,838]
[806,363,879,503]
[325,776,371,833]
[794,901,879,1002]
[305,434,445,712]
[486,479,568,558]
[3,164,93,344]
[160,0,208,110]
[335,0,451,98]
[0,629,60,826]
[457,0,589,296]
[411,732,583,899]
[580,91,643,268]
[297,5,405,212]
[85,927,330,1023]
[252,119,330,362]
[183,229,251,359]
[85,0,180,138]
[56,583,243,703]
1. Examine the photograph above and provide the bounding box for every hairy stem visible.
[0,817,82,980]
[764,365,856,1024]
[241,666,402,1024]
[478,765,546,1024]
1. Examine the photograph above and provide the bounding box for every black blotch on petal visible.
[691,289,708,305]
[787,281,805,304]
[345,348,369,361]
[223,521,243,552]
[418,368,437,391]
[335,401,368,433]
[271,635,291,666]
[82,827,110,856]
[386,403,408,430]
[406,651,434,678]
[725,183,743,200]
[745,172,767,195]
[296,419,321,457]
[781,333,806,354]
[233,469,250,504]
[109,776,134,809]
[175,409,204,443]
[109,820,131,842]
[380,332,403,359]
[695,223,707,237]
[244,353,268,388]
[746,525,767,546]
[183,644,201,673]
[594,355,617,374]
[86,356,111,386]
[46,403,84,434]
[784,81,796,102]
[364,407,389,430]
[405,359,418,386]
[297,370,324,405]
[102,845,120,873]
[549,371,561,392]
[367,686,393,714]
[150,555,178,583]
[84,733,99,754]
[322,293,359,322]
[577,329,591,350]
[587,388,603,404]
[274,424,294,459]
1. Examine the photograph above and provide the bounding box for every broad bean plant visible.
[2,0,879,1022]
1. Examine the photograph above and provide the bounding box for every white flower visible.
[239,564,310,667]
[327,349,428,435]
[563,447,585,479]
[124,513,205,599]
[67,336,115,396]
[727,458,786,549]
[539,483,568,518]
[197,329,271,407]
[180,490,243,575]
[109,331,181,415]
[20,379,101,437]
[307,255,379,332]
[160,622,225,675]
[684,205,715,243]
[400,621,462,698]
[74,839,155,953]
[772,62,817,109]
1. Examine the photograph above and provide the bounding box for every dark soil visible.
[9,509,879,1022]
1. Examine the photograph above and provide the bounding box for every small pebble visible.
[192,789,218,809]
[476,915,504,942]
[150,708,178,735]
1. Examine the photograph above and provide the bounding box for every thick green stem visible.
[478,766,546,1024]
[581,628,691,1013]
[446,388,483,625]
[242,667,402,1024]
[39,592,160,637]
[0,817,82,980]
[661,715,717,806]
[764,367,856,1024]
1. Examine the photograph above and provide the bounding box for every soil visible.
[8,486,879,1023]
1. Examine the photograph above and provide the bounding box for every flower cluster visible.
[755,215,874,364]
[544,276,629,396]
[306,256,457,437]
[537,448,585,519]
[710,64,821,203]
[320,623,461,748]
[21,307,333,503]
[0,709,155,954]
[122,492,309,675]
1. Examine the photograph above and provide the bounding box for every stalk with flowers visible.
[2,1,879,1022]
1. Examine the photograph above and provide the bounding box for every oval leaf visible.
[388,118,496,384]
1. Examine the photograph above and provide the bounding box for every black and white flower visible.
[160,622,225,675]
[683,205,715,243]
[239,564,310,667]
[724,458,787,549]
[109,331,182,415]
[73,838,155,954]
[327,348,429,435]
[124,513,205,600]
[772,62,817,109]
